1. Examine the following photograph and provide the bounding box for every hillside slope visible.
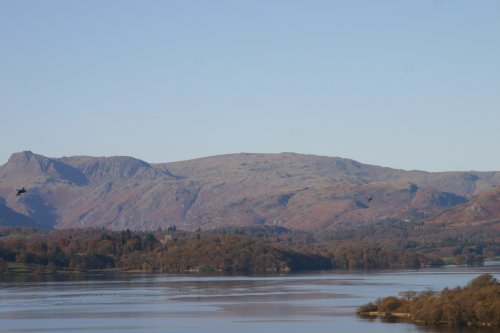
[0,151,499,231]
[428,187,500,228]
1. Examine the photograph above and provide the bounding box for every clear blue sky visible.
[1,1,499,171]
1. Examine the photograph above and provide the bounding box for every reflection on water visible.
[1,264,499,333]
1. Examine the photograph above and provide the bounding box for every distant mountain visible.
[428,187,500,228]
[0,151,499,231]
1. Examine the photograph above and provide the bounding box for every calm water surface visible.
[1,264,500,333]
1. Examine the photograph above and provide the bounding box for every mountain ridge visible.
[0,151,499,231]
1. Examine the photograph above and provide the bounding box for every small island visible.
[357,274,500,328]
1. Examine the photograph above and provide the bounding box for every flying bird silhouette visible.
[16,187,26,196]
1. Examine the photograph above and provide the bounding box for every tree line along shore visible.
[0,224,498,274]
[357,274,500,328]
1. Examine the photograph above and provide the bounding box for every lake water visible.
[1,264,500,333]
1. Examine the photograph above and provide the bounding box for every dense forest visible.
[357,274,500,327]
[0,223,498,274]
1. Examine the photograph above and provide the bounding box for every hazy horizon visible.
[1,1,499,172]
[4,149,500,173]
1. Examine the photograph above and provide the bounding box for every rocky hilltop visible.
[0,151,499,231]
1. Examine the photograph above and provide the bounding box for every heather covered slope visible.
[0,151,499,231]
[428,187,500,228]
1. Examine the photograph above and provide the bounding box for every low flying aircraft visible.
[16,187,26,196]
